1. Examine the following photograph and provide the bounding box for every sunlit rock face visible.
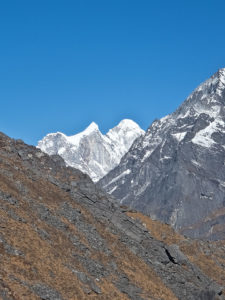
[38,119,144,182]
[100,68,225,240]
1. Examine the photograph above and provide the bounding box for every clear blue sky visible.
[1,0,225,145]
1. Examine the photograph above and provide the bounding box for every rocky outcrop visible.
[100,68,225,240]
[0,132,224,299]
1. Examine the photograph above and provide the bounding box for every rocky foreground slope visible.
[0,132,224,299]
[38,119,144,182]
[100,68,225,241]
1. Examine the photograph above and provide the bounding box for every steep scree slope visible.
[0,132,224,299]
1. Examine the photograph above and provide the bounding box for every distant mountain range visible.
[100,68,225,241]
[37,119,144,182]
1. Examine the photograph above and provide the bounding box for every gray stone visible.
[72,270,102,294]
[115,276,144,300]
[32,284,63,300]
[165,244,188,265]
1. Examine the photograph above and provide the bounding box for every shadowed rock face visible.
[100,68,225,241]
[0,132,224,300]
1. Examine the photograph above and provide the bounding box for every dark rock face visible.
[100,68,225,241]
[0,132,224,299]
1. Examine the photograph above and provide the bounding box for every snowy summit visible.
[37,119,144,182]
[99,68,225,240]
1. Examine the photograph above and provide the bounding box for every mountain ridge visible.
[99,68,225,240]
[37,119,144,182]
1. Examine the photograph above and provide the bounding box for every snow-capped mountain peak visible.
[105,119,144,159]
[172,68,225,122]
[82,121,99,133]
[114,119,143,130]
[100,68,225,240]
[37,119,144,182]
[106,119,144,140]
[218,67,225,79]
[66,122,101,146]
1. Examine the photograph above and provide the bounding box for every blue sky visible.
[1,0,225,145]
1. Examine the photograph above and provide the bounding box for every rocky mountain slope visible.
[0,132,224,299]
[100,68,225,241]
[37,119,144,182]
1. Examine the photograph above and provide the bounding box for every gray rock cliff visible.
[100,68,225,240]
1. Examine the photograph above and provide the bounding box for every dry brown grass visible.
[95,222,178,300]
[127,211,225,287]
[0,152,176,300]
[127,211,184,245]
